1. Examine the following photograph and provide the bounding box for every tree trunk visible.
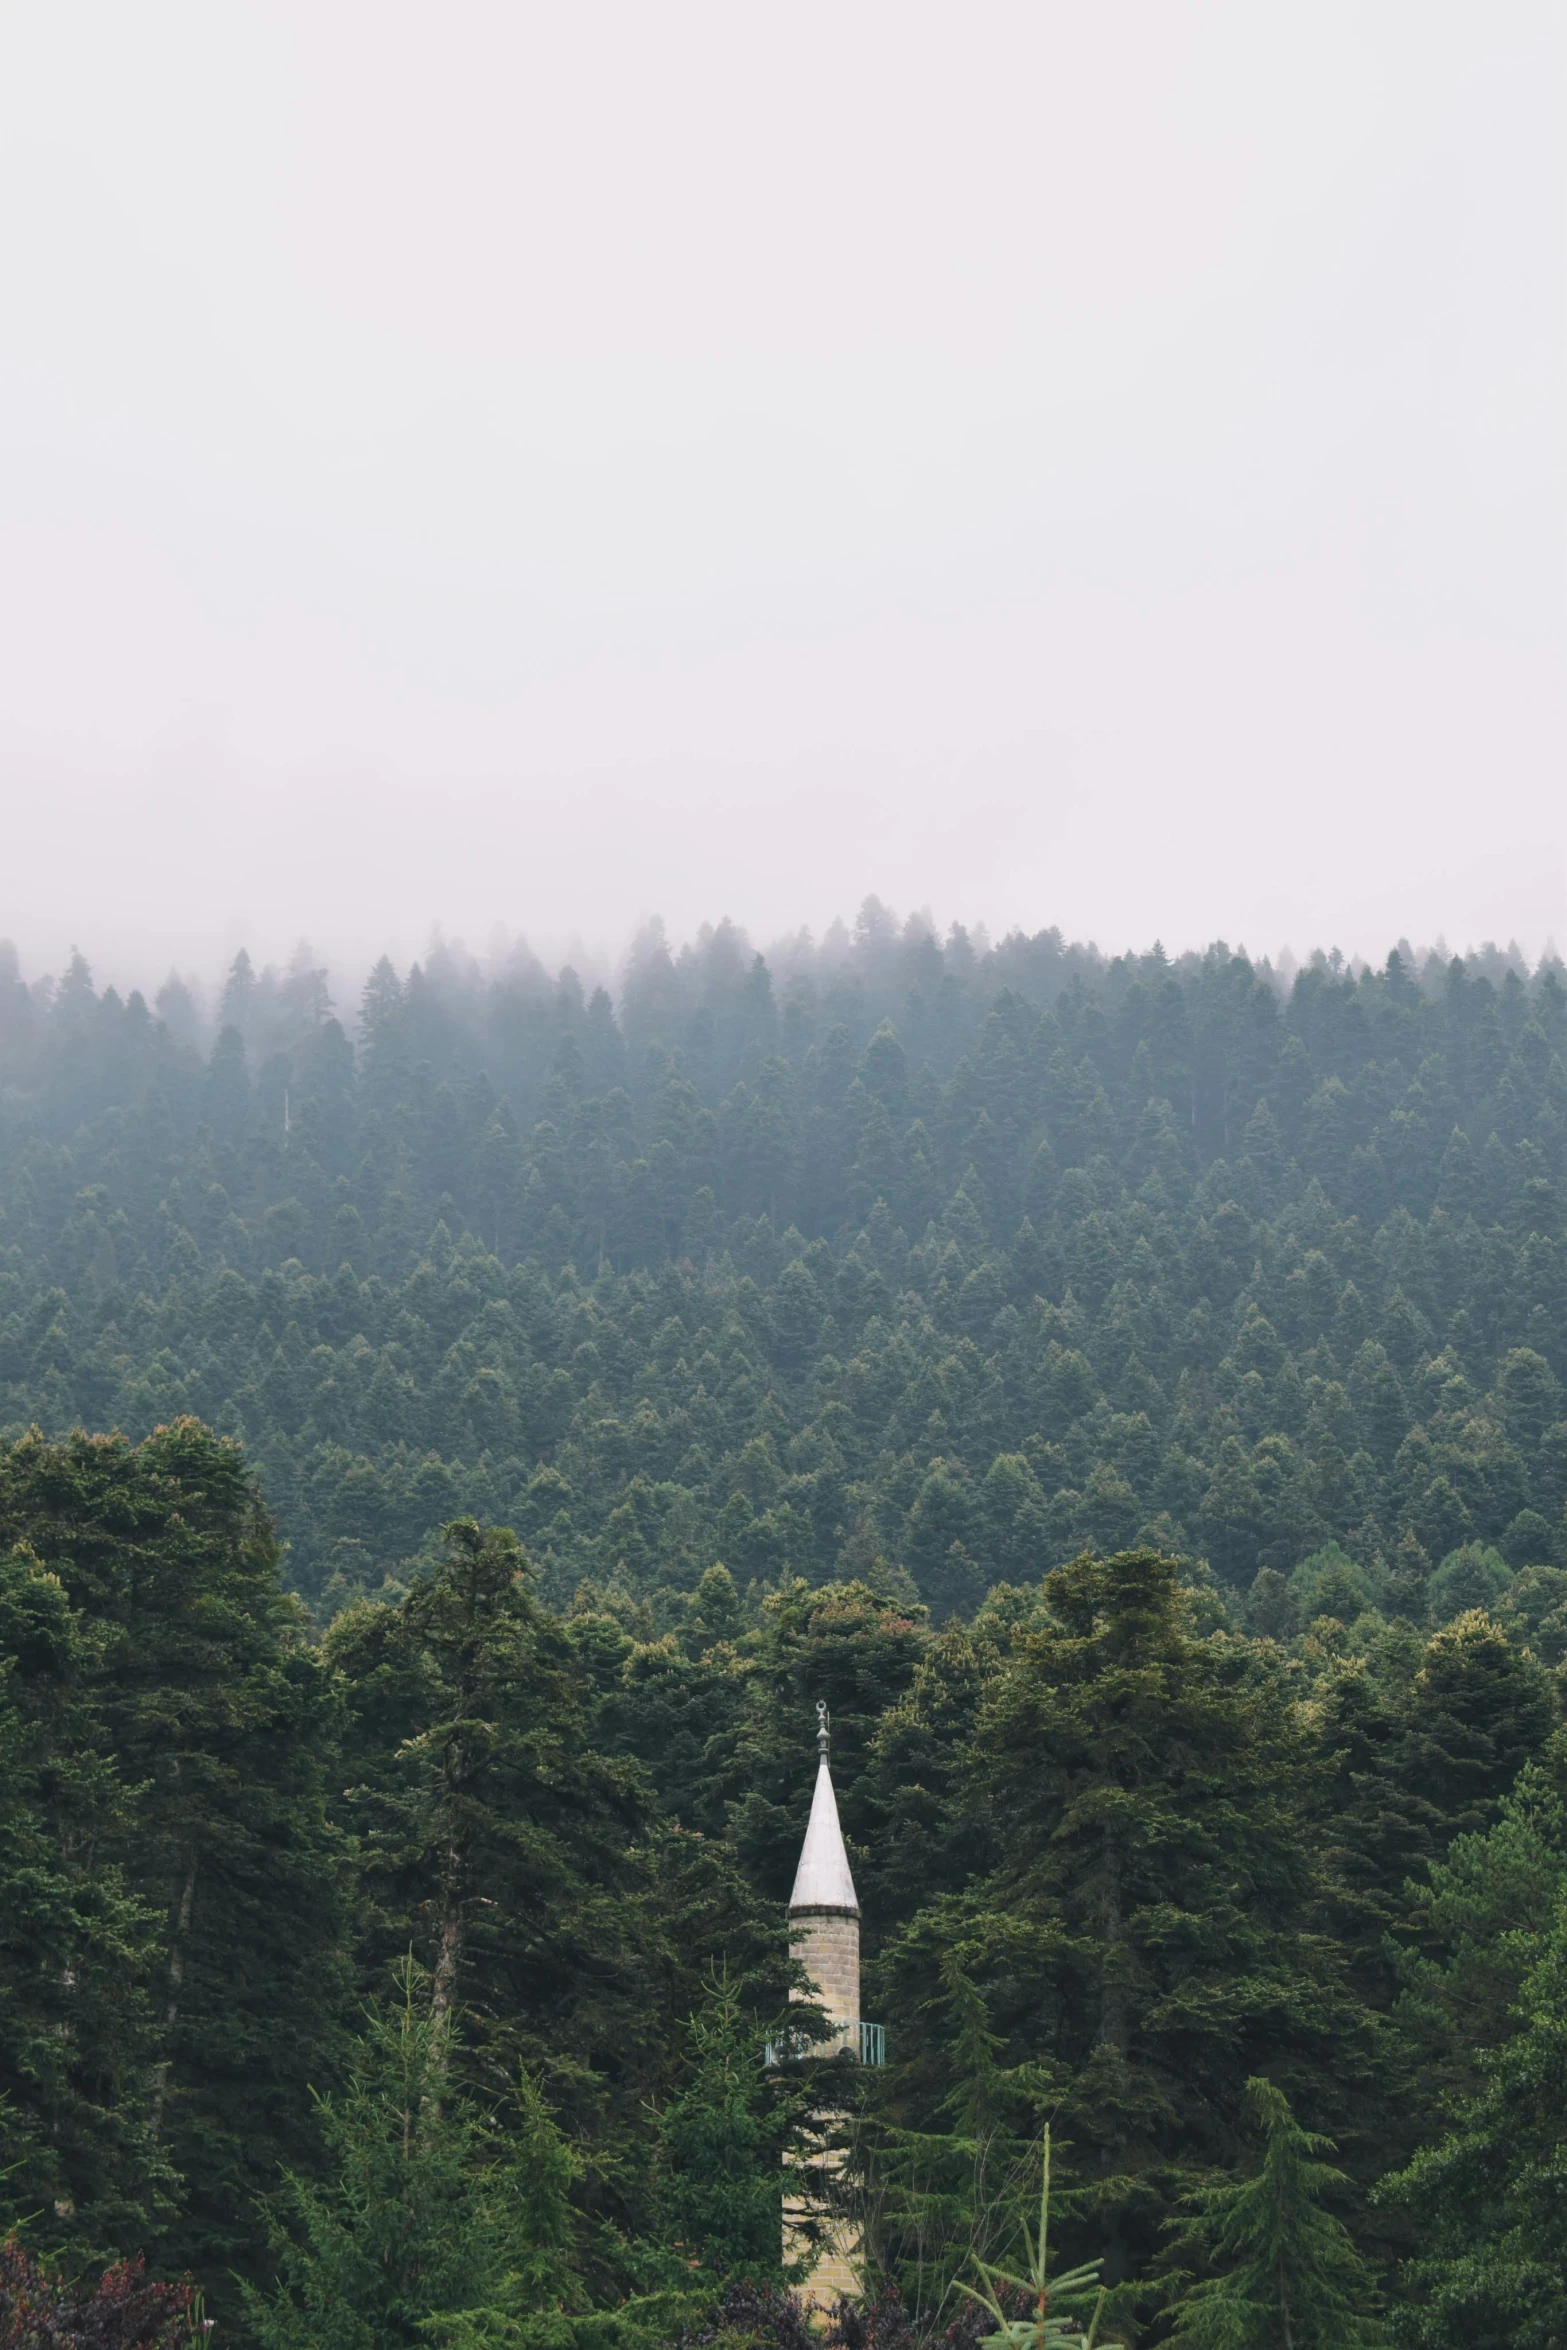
[426,1718,469,2114]
[1099,1825,1128,2059]
[429,1830,466,2050]
[150,1848,199,2138]
[1278,2243,1295,2350]
[1096,1823,1132,2285]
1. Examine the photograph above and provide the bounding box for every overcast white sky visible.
[1,0,1562,987]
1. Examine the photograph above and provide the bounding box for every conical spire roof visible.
[788,1705,859,1914]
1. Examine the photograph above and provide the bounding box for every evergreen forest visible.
[2,908,1566,2347]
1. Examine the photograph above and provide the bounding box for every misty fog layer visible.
[2,3,1563,970]
[0,908,1554,1054]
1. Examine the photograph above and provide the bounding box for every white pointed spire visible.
[788,1702,859,1914]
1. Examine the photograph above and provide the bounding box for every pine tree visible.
[1165,2078,1386,2350]
[1391,1731,1567,2134]
[958,2127,1107,2350]
[1392,1610,1554,1851]
[326,1518,660,2130]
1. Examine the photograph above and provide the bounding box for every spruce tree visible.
[1382,1891,1567,2350]
[246,1960,579,2350]
[326,1518,660,2132]
[0,1425,351,2312]
[656,1968,800,2288]
[1165,2078,1386,2350]
[1391,1609,1554,1850]
[1391,1731,1567,2136]
[0,1542,165,2260]
[890,1550,1374,2279]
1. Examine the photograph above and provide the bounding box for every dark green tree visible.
[656,1968,800,2288]
[1391,1610,1554,1851]
[1381,1891,1567,2350]
[0,1543,164,2260]
[0,1425,351,2312]
[1391,1731,1567,2133]
[889,1551,1374,2278]
[325,1519,661,2149]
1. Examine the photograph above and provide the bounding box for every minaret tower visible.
[788,1701,860,2041]
[782,1702,880,2306]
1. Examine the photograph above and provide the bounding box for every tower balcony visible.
[764,2018,885,2068]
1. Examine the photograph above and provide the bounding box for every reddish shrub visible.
[0,2240,199,2350]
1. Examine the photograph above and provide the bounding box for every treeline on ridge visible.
[0,910,1562,1630]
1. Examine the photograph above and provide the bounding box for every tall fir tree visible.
[1164,2078,1386,2350]
[246,1959,580,2350]
[0,1424,352,2313]
[886,1550,1377,2280]
[655,1968,803,2290]
[325,1520,662,2161]
[0,1542,165,2259]
[1382,1890,1567,2350]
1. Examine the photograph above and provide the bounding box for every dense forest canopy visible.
[2,905,1565,2348]
[1,911,1562,1624]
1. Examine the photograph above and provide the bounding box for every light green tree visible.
[959,2127,1108,2350]
[246,1959,579,2350]
[1165,2078,1385,2350]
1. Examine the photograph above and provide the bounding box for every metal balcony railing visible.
[763,2019,885,2067]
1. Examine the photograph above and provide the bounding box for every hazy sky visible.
[2,1,1562,985]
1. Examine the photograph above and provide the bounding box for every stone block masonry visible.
[790,1906,860,2028]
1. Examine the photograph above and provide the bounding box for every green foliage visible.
[1380,1894,1567,2350]
[1501,1562,1567,1661]
[0,1544,164,2258]
[958,2130,1106,2350]
[1,920,1566,2342]
[323,1516,671,2194]
[884,1550,1372,2279]
[245,1959,579,2350]
[1425,1546,1512,1627]
[1394,1610,1555,1849]
[655,1969,797,2287]
[1391,1732,1567,2130]
[0,1424,352,2314]
[1289,1544,1382,1630]
[0,929,1561,1634]
[1164,2078,1386,2349]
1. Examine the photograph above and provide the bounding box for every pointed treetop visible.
[789,1703,859,1915]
